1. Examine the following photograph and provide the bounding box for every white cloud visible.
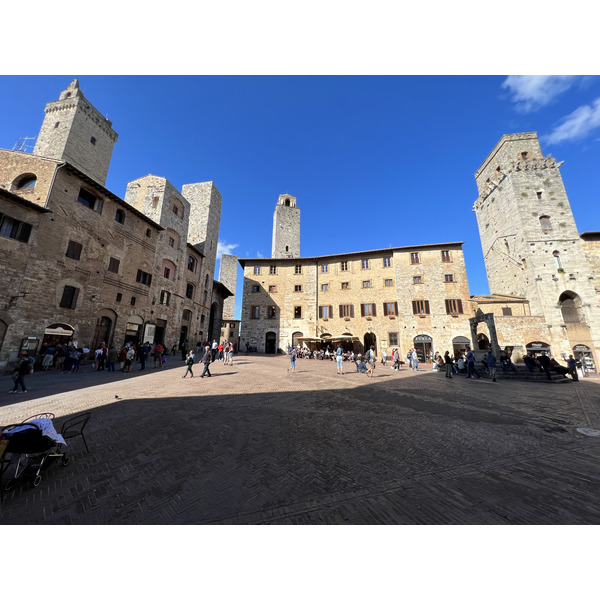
[256,251,264,258]
[502,75,578,113]
[216,240,239,260]
[543,97,600,145]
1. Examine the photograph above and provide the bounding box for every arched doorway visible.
[42,323,74,349]
[572,344,597,376]
[413,334,433,363]
[265,332,277,354]
[364,332,377,355]
[292,331,303,349]
[452,336,470,357]
[0,319,7,352]
[559,291,585,324]
[526,341,551,357]
[91,316,112,350]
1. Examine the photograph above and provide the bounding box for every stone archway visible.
[469,309,501,356]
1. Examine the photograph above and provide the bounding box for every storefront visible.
[526,341,552,357]
[452,336,470,358]
[573,344,597,377]
[413,334,433,363]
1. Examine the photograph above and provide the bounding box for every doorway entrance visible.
[265,332,277,354]
[413,334,433,363]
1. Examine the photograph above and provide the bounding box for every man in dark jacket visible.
[538,352,552,380]
[10,352,32,393]
[200,347,212,378]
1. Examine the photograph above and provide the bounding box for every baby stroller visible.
[1,413,69,491]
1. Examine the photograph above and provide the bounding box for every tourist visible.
[566,355,579,381]
[366,345,376,378]
[288,347,297,373]
[9,352,33,394]
[444,351,454,378]
[382,349,388,367]
[335,345,344,375]
[465,346,481,379]
[154,343,164,368]
[182,349,195,378]
[123,344,136,373]
[486,349,497,382]
[537,352,552,380]
[106,345,118,372]
[500,352,517,375]
[200,346,213,378]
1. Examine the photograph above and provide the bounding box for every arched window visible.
[162,259,177,281]
[14,174,37,190]
[115,209,125,224]
[553,251,562,269]
[539,215,553,233]
[559,291,585,324]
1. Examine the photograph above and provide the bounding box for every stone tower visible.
[182,181,223,298]
[473,132,600,356]
[272,194,300,258]
[33,79,118,186]
[218,253,238,319]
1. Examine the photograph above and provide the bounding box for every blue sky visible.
[2,75,599,319]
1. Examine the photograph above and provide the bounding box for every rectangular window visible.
[267,306,276,319]
[182,309,192,321]
[410,252,420,264]
[136,269,152,286]
[253,265,261,275]
[116,293,122,302]
[252,285,260,293]
[160,290,171,306]
[361,258,369,269]
[294,306,302,319]
[130,297,136,306]
[269,265,277,275]
[321,283,329,291]
[502,307,513,316]
[268,285,277,293]
[108,257,120,273]
[65,240,83,260]
[77,188,102,212]
[362,280,371,288]
[341,282,350,290]
[319,305,333,319]
[361,303,376,317]
[294,285,302,292]
[444,274,454,283]
[413,276,422,284]
[185,284,194,299]
[445,299,463,315]
[340,261,348,271]
[389,332,398,346]
[441,250,451,262]
[383,302,398,316]
[168,236,175,248]
[339,304,354,318]
[384,279,393,286]
[163,266,171,279]
[59,285,79,309]
[383,256,392,267]
[294,264,302,274]
[250,306,260,319]
[187,256,197,272]
[412,300,430,314]
[0,213,33,243]
[321,263,328,273]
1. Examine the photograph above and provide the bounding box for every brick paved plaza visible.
[1,355,600,524]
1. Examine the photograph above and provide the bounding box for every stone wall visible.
[271,194,300,258]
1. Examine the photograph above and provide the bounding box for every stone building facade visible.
[0,80,226,369]
[241,208,474,359]
[271,194,300,259]
[473,133,600,372]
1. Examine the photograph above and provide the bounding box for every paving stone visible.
[1,356,599,524]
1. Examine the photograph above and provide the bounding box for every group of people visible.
[181,341,236,379]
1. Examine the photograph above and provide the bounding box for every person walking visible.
[200,346,213,378]
[182,349,195,378]
[335,345,344,375]
[154,343,163,368]
[287,348,297,373]
[566,355,579,381]
[538,352,552,381]
[10,352,32,393]
[466,346,481,379]
[366,345,376,378]
[486,349,497,382]
[123,344,136,373]
[444,350,453,378]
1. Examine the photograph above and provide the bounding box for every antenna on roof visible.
[12,137,36,153]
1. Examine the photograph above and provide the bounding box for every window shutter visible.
[319,306,323,318]
[445,299,450,314]
[360,304,365,317]
[457,299,463,314]
[18,223,32,243]
[425,300,430,314]
[412,300,417,314]
[339,305,343,318]
[372,303,377,317]
[383,303,388,316]
[350,305,354,318]
[394,302,398,315]
[329,305,333,318]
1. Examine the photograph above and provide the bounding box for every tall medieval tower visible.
[272,194,300,258]
[218,253,238,319]
[33,79,118,186]
[473,132,600,356]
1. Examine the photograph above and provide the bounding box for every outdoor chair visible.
[60,413,91,453]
